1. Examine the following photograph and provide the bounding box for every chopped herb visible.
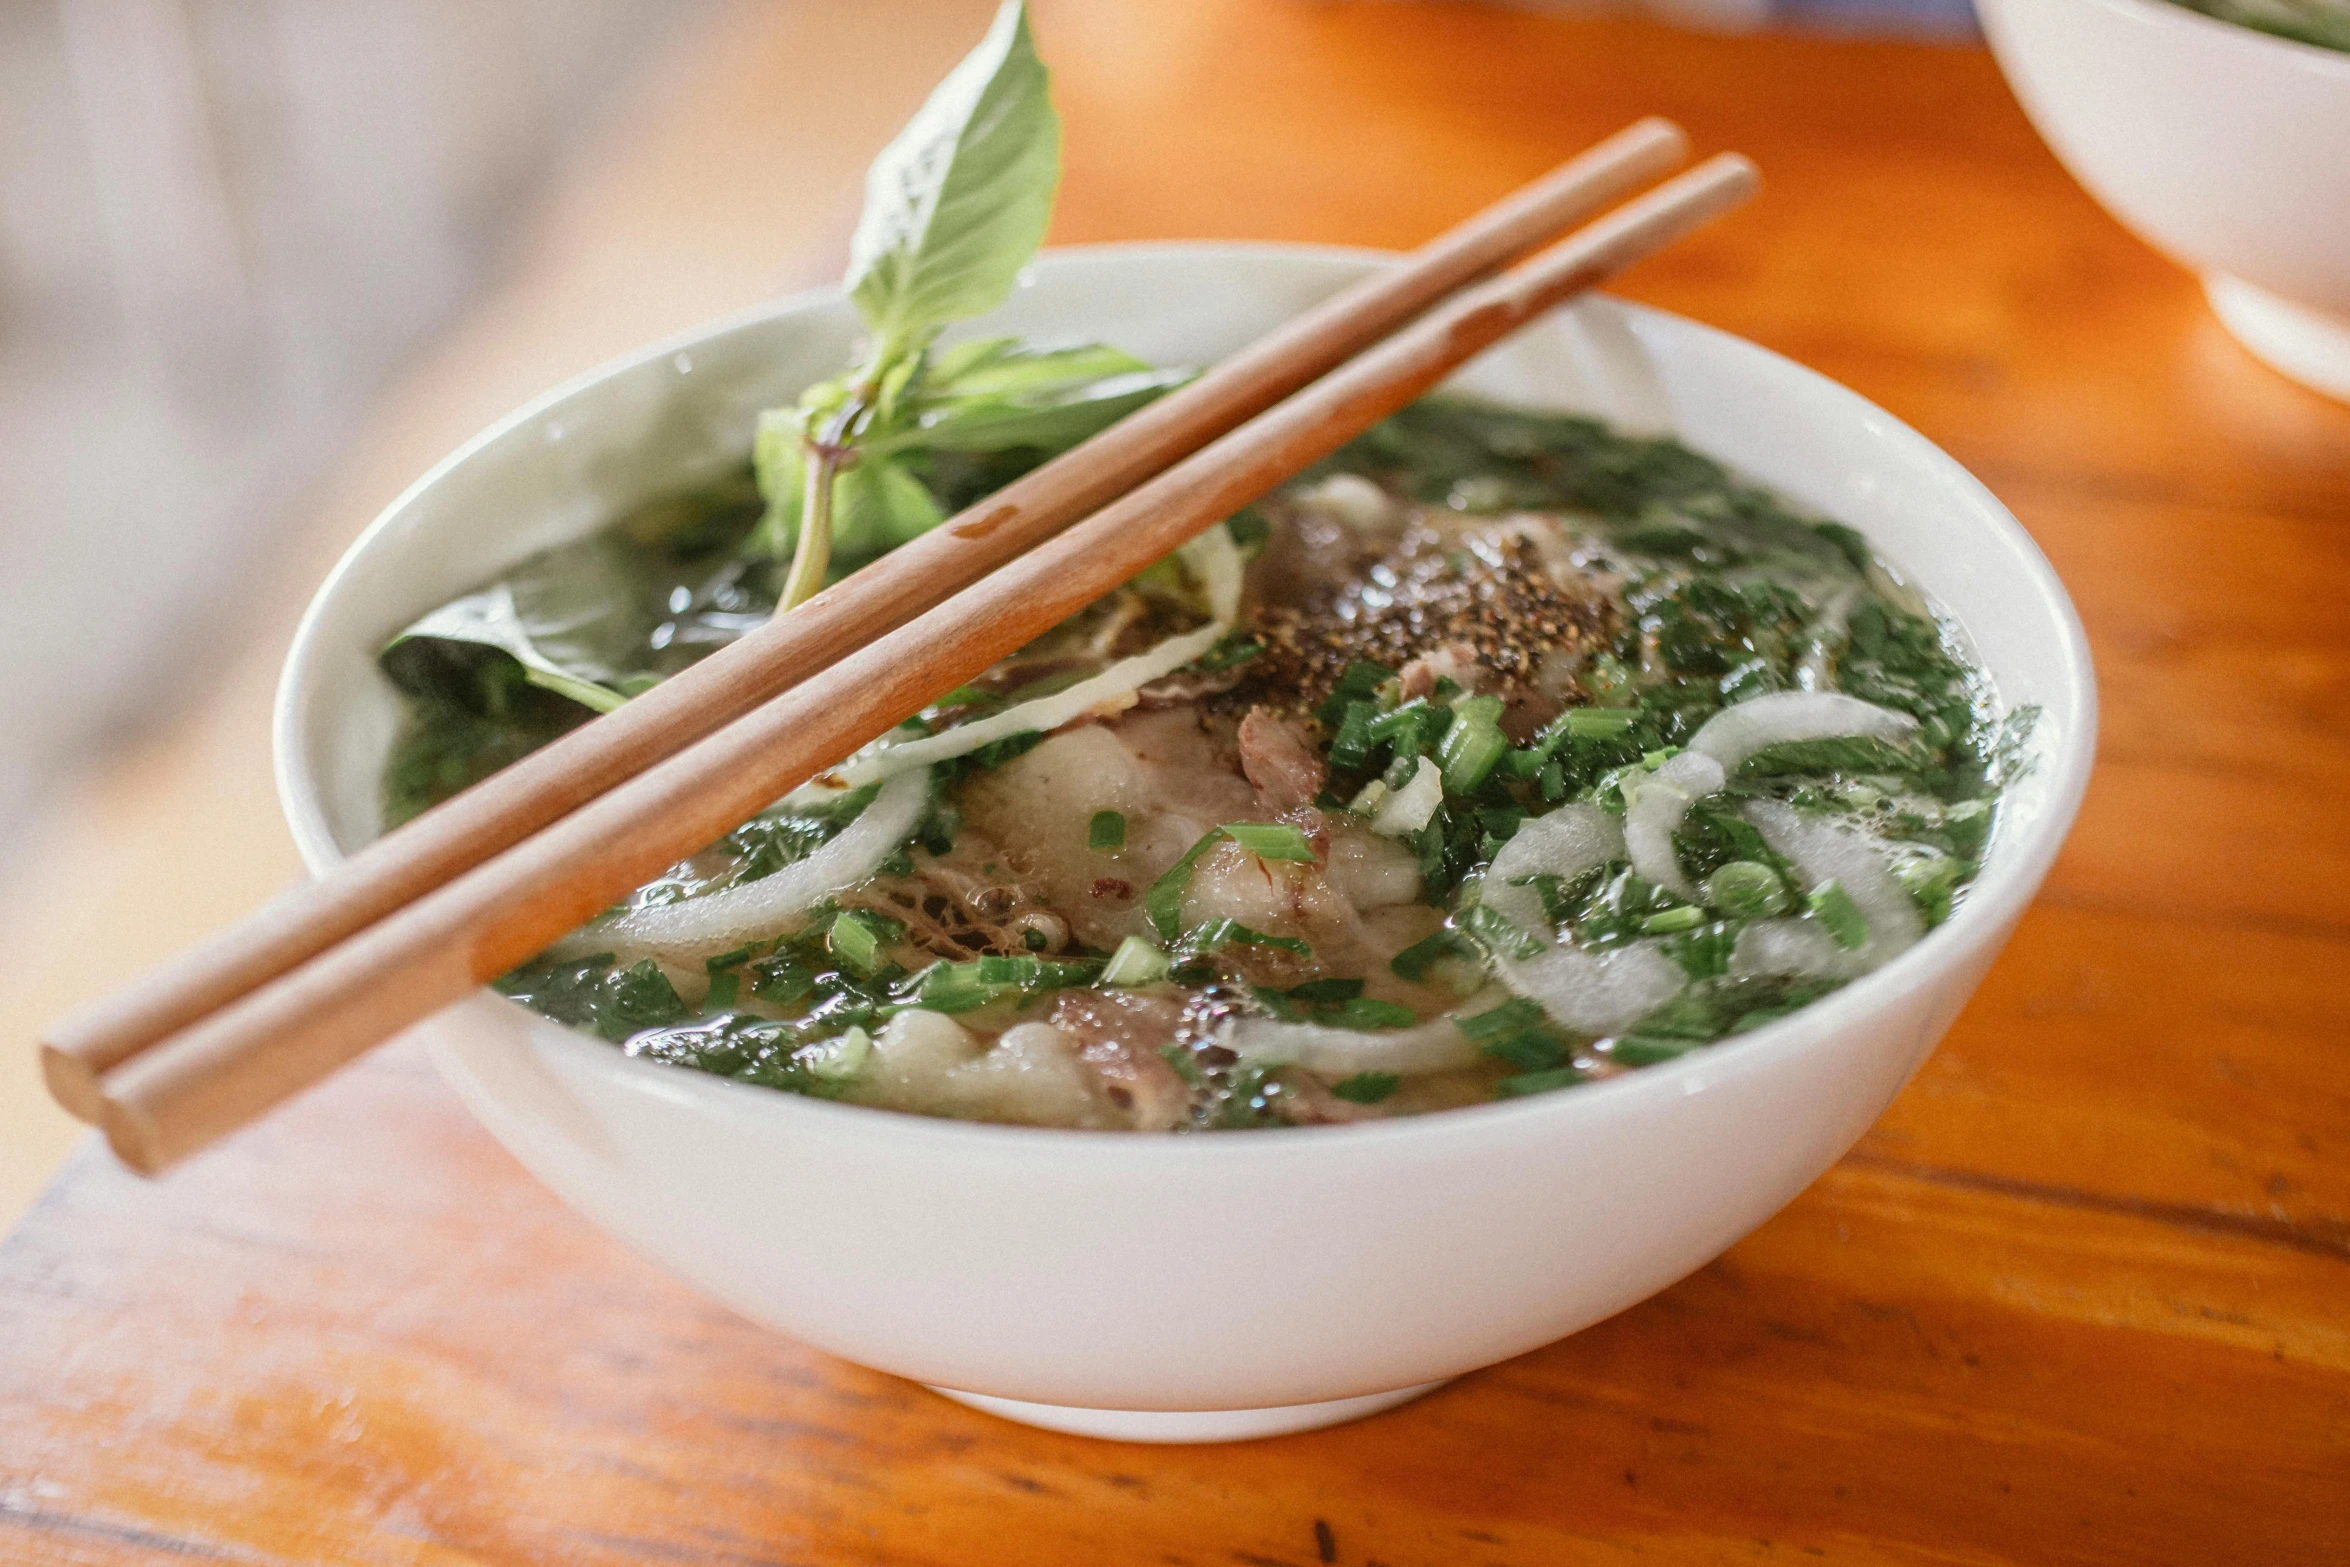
[1315,660,1394,727]
[1145,827,1228,940]
[1221,821,1318,863]
[1436,694,1508,793]
[1460,900,1544,960]
[1456,996,1573,1072]
[1176,918,1312,958]
[1331,1071,1402,1104]
[1807,879,1870,950]
[828,909,900,976]
[1390,929,1477,983]
[1495,1065,1589,1098]
[1088,809,1127,851]
[1100,936,1172,987]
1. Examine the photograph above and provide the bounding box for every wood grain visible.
[3,1,2345,1561]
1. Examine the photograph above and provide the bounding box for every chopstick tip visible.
[98,1098,170,1178]
[39,1042,105,1125]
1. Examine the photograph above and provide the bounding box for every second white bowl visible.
[1980,0,2350,401]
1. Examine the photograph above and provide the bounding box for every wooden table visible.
[6,2,2347,1561]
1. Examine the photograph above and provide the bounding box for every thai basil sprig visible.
[752,0,1181,608]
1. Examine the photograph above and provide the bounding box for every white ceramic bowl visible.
[1979,0,2350,401]
[276,244,2095,1442]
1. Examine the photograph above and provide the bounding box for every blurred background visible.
[0,0,1978,1223]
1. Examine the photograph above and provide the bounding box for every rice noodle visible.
[1480,802,1622,935]
[1500,941,1689,1035]
[1621,750,1725,902]
[1731,797,1922,979]
[829,525,1245,786]
[1688,689,1917,773]
[591,766,933,959]
[1228,994,1507,1077]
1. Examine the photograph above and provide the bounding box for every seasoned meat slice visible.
[1237,706,1326,812]
[1050,989,1193,1130]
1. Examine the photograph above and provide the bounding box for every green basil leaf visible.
[381,535,655,713]
[846,0,1060,357]
[906,366,1188,454]
[926,337,1146,394]
[832,456,947,558]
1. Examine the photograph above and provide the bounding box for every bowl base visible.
[927,1379,1450,1443]
[2206,274,2350,403]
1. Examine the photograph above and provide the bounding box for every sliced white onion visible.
[828,524,1245,787]
[1728,919,1872,981]
[1621,750,1725,902]
[590,766,932,960]
[1732,797,1923,979]
[1370,755,1444,836]
[1228,992,1508,1077]
[1689,690,1918,774]
[1480,802,1623,936]
[1499,940,1688,1036]
[1794,586,1858,691]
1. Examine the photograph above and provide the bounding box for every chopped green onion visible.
[1100,936,1172,987]
[1347,777,1389,815]
[1316,660,1394,727]
[1460,900,1544,959]
[1286,977,1364,1003]
[705,945,755,974]
[1176,918,1312,957]
[1455,996,1571,1071]
[802,1026,872,1081]
[1437,695,1508,793]
[828,910,894,975]
[898,954,1102,1011]
[1248,985,1306,1021]
[1561,708,1638,738]
[1323,996,1417,1029]
[1456,998,1548,1042]
[1222,821,1318,863]
[1188,634,1263,673]
[1088,810,1126,852]
[1606,1034,1696,1067]
[749,959,816,1005]
[898,960,998,1012]
[1367,698,1440,759]
[1705,860,1788,918]
[1390,929,1476,983]
[1896,851,1963,924]
[1639,905,1707,935]
[1807,878,1870,950]
[1145,828,1227,940]
[1327,700,1378,771]
[702,971,740,1011]
[1331,1071,1401,1104]
[1494,1065,1588,1098]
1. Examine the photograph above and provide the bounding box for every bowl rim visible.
[2010,0,2350,73]
[274,237,2099,1163]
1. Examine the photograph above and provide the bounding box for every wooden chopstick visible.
[39,118,1690,1127]
[85,153,1757,1173]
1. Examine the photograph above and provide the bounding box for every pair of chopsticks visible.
[42,120,1757,1173]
